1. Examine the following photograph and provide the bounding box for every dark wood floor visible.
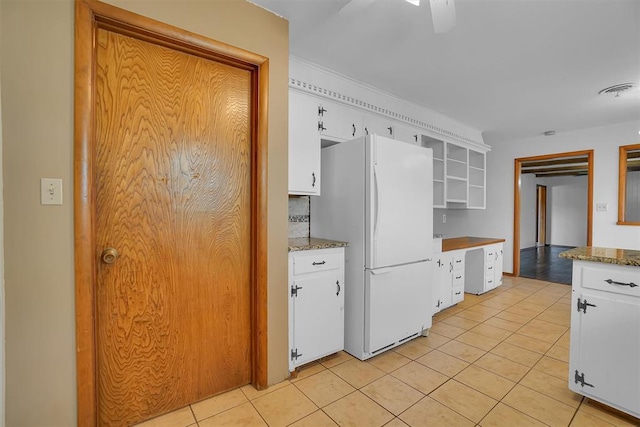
[520,245,574,285]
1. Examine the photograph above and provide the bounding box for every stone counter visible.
[288,237,349,252]
[559,246,640,267]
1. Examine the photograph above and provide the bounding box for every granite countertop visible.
[559,246,640,267]
[288,237,349,252]
[442,236,506,252]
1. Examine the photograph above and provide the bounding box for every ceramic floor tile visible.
[251,384,317,427]
[320,351,355,368]
[290,362,326,383]
[438,340,487,363]
[477,298,516,310]
[545,343,570,363]
[490,342,543,367]
[474,353,530,382]
[570,410,617,426]
[198,402,266,427]
[454,365,516,400]
[399,396,475,427]
[465,305,503,317]
[383,418,409,427]
[494,311,535,325]
[579,399,640,427]
[241,380,290,401]
[132,406,196,427]
[519,369,583,408]
[419,332,450,349]
[517,324,565,344]
[190,388,248,421]
[429,380,498,423]
[556,330,571,349]
[288,410,338,427]
[504,333,554,354]
[440,314,481,330]
[330,359,386,388]
[392,340,432,360]
[433,305,464,321]
[391,361,449,395]
[455,309,495,323]
[430,322,467,339]
[533,356,569,381]
[505,303,545,318]
[361,375,425,415]
[294,369,355,408]
[481,316,523,332]
[367,350,412,373]
[323,391,394,427]
[470,324,513,341]
[455,331,501,351]
[480,402,546,427]
[415,349,470,377]
[502,384,576,426]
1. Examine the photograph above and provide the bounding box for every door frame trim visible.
[513,150,593,276]
[74,1,269,424]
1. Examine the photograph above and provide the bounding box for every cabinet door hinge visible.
[291,348,303,361]
[574,370,595,388]
[291,285,303,297]
[577,297,597,314]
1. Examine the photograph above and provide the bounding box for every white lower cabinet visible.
[569,260,640,419]
[464,243,503,295]
[289,247,345,371]
[433,250,465,313]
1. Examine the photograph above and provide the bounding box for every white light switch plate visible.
[41,178,63,205]
[596,203,608,212]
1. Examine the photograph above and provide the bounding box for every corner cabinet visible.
[288,247,345,372]
[569,261,640,419]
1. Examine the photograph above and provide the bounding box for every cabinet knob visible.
[101,247,119,264]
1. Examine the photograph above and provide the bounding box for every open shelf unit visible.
[421,135,446,208]
[467,150,486,209]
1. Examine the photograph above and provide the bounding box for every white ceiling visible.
[251,0,640,143]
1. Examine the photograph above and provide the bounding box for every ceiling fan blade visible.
[430,0,456,33]
[338,0,376,18]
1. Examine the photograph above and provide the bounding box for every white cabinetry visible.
[288,247,345,371]
[394,123,422,146]
[319,100,362,142]
[569,261,640,419]
[289,90,321,195]
[433,250,465,313]
[422,136,446,208]
[363,114,395,139]
[464,243,504,295]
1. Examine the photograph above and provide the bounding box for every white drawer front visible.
[452,255,464,271]
[485,263,496,277]
[580,265,640,298]
[453,272,464,287]
[293,252,343,275]
[485,249,497,262]
[452,287,464,303]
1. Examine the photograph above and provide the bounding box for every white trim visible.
[289,55,490,151]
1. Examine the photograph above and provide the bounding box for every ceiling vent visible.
[598,83,635,97]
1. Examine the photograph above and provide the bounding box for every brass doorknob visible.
[101,247,119,264]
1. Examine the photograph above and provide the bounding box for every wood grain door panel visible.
[95,28,252,426]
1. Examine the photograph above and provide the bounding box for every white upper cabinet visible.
[319,100,362,141]
[363,114,395,139]
[393,123,422,146]
[289,90,321,195]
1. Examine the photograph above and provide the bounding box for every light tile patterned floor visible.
[134,277,640,427]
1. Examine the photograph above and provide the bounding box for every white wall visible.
[538,176,588,247]
[519,174,538,249]
[434,120,640,273]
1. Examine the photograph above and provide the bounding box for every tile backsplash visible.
[288,196,310,238]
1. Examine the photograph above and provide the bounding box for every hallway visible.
[519,245,574,285]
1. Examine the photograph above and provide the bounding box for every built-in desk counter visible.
[442,236,506,252]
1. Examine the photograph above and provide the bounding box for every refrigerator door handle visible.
[373,164,380,237]
[370,267,393,275]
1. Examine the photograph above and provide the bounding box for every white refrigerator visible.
[311,134,434,360]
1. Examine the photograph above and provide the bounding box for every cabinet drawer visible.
[453,272,464,287]
[452,255,464,271]
[485,248,498,262]
[579,265,640,298]
[452,287,464,303]
[485,263,496,277]
[292,252,343,275]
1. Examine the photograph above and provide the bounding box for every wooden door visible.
[536,185,547,246]
[93,27,252,426]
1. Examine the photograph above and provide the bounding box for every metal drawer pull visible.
[312,261,326,266]
[455,291,461,295]
[455,275,462,279]
[336,280,341,296]
[604,279,637,288]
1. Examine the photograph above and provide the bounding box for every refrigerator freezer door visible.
[366,135,433,269]
[365,262,431,354]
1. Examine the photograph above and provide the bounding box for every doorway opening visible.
[513,150,594,283]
